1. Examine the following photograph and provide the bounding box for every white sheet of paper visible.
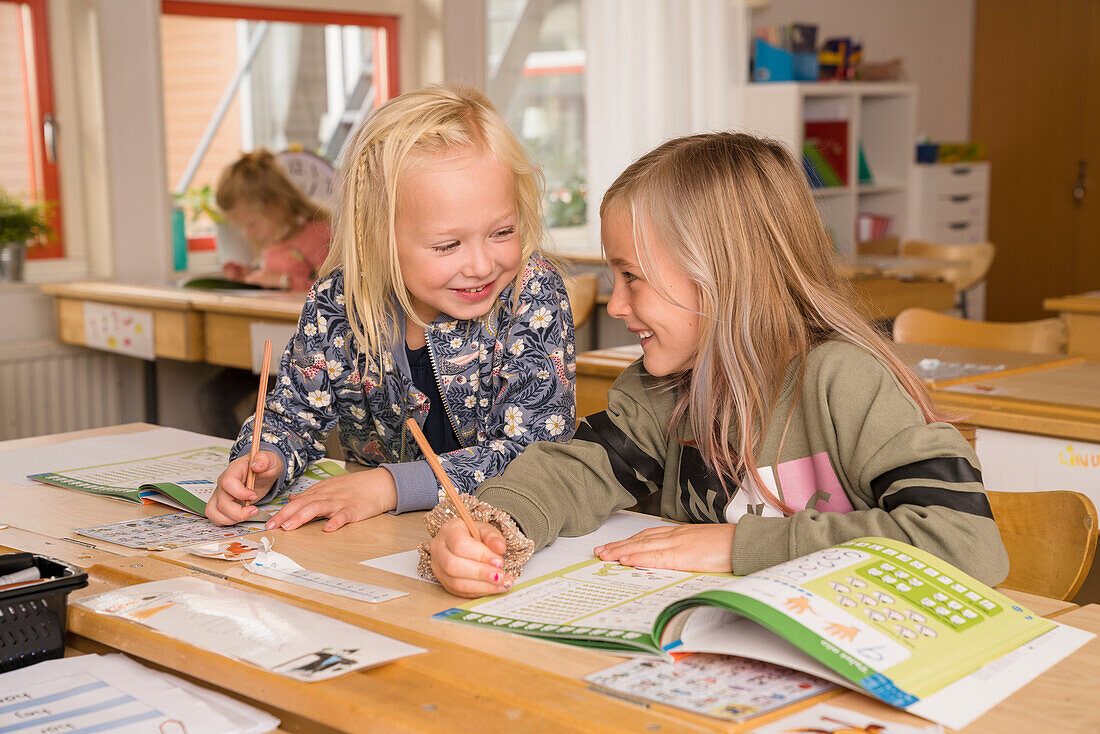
[75,577,425,682]
[246,539,406,604]
[905,622,1093,730]
[83,301,156,360]
[0,427,231,486]
[0,653,279,734]
[360,511,676,582]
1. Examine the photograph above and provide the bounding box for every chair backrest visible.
[900,240,996,292]
[893,307,1067,354]
[987,490,1098,600]
[565,274,600,329]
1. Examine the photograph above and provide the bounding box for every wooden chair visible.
[900,240,995,318]
[987,490,1098,600]
[893,307,1067,354]
[565,274,599,329]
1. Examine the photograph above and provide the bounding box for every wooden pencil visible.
[245,339,273,492]
[404,417,479,538]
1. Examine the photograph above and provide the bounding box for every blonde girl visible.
[206,85,577,530]
[425,132,1007,598]
[216,149,332,290]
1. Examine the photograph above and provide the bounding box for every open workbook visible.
[29,445,343,517]
[437,537,1092,728]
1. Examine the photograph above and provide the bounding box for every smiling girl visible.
[424,132,1008,598]
[205,85,577,530]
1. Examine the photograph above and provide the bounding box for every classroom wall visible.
[751,0,976,140]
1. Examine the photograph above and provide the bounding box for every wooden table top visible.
[40,280,306,321]
[1044,290,1100,314]
[577,343,1078,387]
[893,343,1083,387]
[2,423,1095,732]
[836,254,959,280]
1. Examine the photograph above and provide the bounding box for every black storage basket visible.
[0,552,89,672]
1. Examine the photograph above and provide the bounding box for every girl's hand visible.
[221,261,248,280]
[430,518,513,598]
[243,269,289,289]
[593,524,737,573]
[264,468,398,532]
[206,451,285,526]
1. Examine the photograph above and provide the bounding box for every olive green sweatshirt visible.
[475,339,1009,587]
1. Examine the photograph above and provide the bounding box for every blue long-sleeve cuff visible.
[230,441,289,505]
[382,460,442,513]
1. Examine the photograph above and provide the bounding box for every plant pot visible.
[0,241,26,282]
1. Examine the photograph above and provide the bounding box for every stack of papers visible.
[0,654,279,733]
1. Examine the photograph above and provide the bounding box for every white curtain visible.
[582,0,749,250]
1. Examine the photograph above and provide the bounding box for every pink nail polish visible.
[490,558,503,568]
[492,572,500,583]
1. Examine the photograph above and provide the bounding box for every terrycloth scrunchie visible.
[417,493,534,583]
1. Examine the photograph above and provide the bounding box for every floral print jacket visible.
[230,256,578,512]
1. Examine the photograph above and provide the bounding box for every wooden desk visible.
[1045,291,1100,361]
[893,343,1082,388]
[933,360,1100,443]
[576,343,1100,444]
[40,281,303,370]
[1,424,1092,733]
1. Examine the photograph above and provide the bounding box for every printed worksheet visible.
[76,512,268,549]
[74,464,339,549]
[445,559,732,637]
[0,654,279,734]
[587,653,835,723]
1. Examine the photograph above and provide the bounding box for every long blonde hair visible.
[322,84,547,361]
[216,148,330,229]
[601,132,942,512]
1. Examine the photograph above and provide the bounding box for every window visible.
[0,0,63,258]
[487,0,586,238]
[160,2,398,252]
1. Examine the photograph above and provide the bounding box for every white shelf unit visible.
[740,82,916,255]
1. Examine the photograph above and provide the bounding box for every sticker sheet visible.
[587,653,835,723]
[76,512,266,549]
[74,464,338,549]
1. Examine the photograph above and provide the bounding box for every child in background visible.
[216,149,332,290]
[205,85,577,531]
[425,132,1008,598]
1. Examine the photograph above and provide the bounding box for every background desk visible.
[576,343,1100,444]
[1045,291,1100,361]
[40,281,303,370]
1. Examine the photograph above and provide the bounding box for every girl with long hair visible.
[206,85,577,530]
[424,132,1007,598]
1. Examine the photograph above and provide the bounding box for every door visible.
[972,0,1100,321]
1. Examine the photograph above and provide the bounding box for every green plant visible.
[174,185,225,224]
[0,188,52,245]
[545,176,587,228]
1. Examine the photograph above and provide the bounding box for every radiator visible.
[0,340,126,440]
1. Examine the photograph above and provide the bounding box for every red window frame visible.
[160,1,400,105]
[3,0,64,258]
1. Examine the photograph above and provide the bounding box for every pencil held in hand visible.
[245,339,274,492]
[404,417,479,538]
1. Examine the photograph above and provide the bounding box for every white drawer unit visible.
[909,162,992,317]
[910,162,991,243]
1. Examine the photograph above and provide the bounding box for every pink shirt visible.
[260,220,332,291]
